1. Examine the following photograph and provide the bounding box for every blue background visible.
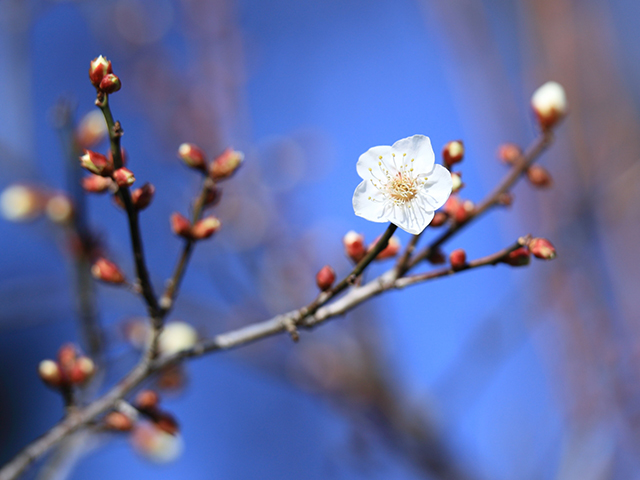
[1,0,639,479]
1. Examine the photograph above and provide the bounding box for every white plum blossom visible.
[352,135,452,234]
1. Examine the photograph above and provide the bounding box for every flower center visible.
[386,173,418,205]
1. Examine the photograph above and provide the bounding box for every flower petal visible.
[356,145,396,181]
[390,135,435,175]
[420,164,452,210]
[352,180,388,223]
[388,202,434,235]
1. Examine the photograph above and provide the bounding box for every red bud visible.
[178,143,207,171]
[113,167,136,187]
[131,183,155,210]
[80,150,113,177]
[449,249,467,270]
[99,73,121,94]
[497,144,522,165]
[210,148,243,181]
[91,258,126,284]
[442,140,464,168]
[371,236,400,260]
[69,356,96,384]
[82,175,113,193]
[430,211,448,227]
[343,231,366,263]
[191,216,221,240]
[170,213,192,239]
[89,56,113,88]
[136,390,160,411]
[316,265,336,291]
[529,238,557,260]
[104,411,134,432]
[526,165,553,188]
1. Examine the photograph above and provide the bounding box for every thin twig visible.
[96,93,160,321]
[406,131,554,270]
[0,235,527,480]
[159,177,216,314]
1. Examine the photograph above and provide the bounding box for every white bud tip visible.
[39,359,58,376]
[343,230,362,244]
[531,81,567,118]
[447,142,464,158]
[451,174,462,192]
[158,322,198,355]
[178,144,190,156]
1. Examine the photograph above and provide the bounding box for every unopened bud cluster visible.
[178,144,244,182]
[170,213,221,241]
[134,390,180,436]
[341,230,401,264]
[38,344,96,389]
[502,237,557,267]
[89,56,121,95]
[444,196,474,224]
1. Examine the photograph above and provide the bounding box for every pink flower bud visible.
[442,140,464,168]
[91,258,126,284]
[57,344,78,374]
[210,148,243,181]
[104,411,134,432]
[80,149,113,176]
[316,265,336,291]
[76,110,108,148]
[529,237,557,260]
[191,216,221,240]
[531,81,567,130]
[99,73,121,94]
[177,143,207,171]
[497,143,522,165]
[371,236,400,260]
[503,247,531,267]
[38,359,62,387]
[170,213,192,239]
[449,249,467,270]
[82,175,113,193]
[343,231,366,263]
[69,356,96,384]
[131,183,155,210]
[430,211,448,227]
[136,390,160,412]
[113,167,136,187]
[527,165,553,188]
[445,196,474,223]
[89,55,113,88]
